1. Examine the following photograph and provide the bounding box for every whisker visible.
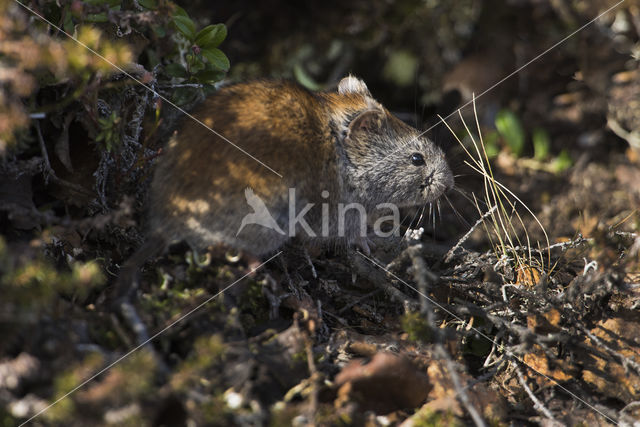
[444,194,472,228]
[403,206,423,238]
[400,211,413,226]
[416,203,427,226]
[454,187,487,208]
[432,202,436,238]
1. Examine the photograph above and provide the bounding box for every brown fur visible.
[145,76,453,258]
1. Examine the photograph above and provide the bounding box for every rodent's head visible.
[334,76,454,208]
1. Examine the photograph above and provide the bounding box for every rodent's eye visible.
[410,153,425,166]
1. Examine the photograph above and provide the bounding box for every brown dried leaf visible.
[516,265,542,287]
[347,341,378,358]
[527,308,561,334]
[422,360,506,422]
[334,352,431,414]
[522,345,574,386]
[572,212,599,238]
[580,313,640,403]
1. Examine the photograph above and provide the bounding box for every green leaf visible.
[532,127,550,160]
[138,0,157,9]
[495,109,525,157]
[382,50,418,87]
[482,131,501,159]
[194,69,225,84]
[194,24,227,48]
[164,63,189,78]
[189,57,205,74]
[62,7,74,34]
[172,5,188,17]
[552,150,573,173]
[173,15,196,40]
[172,87,200,106]
[201,48,230,72]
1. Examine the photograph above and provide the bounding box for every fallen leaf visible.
[580,313,640,403]
[334,352,431,414]
[527,308,561,334]
[522,345,574,386]
[420,359,506,423]
[517,265,542,287]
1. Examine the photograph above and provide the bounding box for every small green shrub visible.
[495,109,525,157]
[532,127,551,161]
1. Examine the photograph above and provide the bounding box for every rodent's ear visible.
[338,76,371,96]
[347,109,385,138]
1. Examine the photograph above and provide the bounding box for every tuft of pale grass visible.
[440,98,551,283]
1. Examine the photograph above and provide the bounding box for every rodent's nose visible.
[424,171,434,186]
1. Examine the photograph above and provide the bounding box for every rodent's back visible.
[147,80,338,246]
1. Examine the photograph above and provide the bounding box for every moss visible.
[168,335,232,423]
[199,395,230,425]
[0,407,18,427]
[269,402,298,427]
[44,350,157,423]
[0,236,105,311]
[170,334,226,392]
[291,350,307,364]
[140,274,215,324]
[410,408,462,427]
[401,312,433,344]
[45,352,104,424]
[238,279,270,329]
[115,351,157,400]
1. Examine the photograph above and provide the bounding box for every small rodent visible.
[120,76,453,288]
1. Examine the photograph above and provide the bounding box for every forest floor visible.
[1,1,640,426]
[2,96,639,427]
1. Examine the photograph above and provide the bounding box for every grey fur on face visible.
[338,108,453,209]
